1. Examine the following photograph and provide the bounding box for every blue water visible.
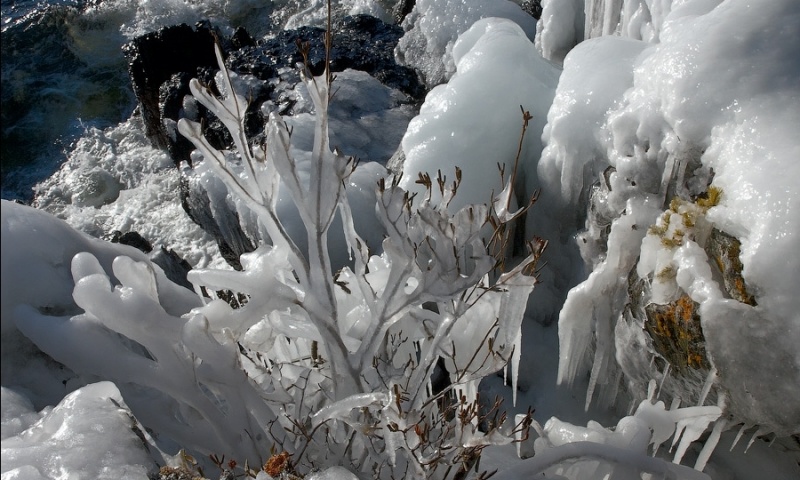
[0,0,384,202]
[1,0,136,201]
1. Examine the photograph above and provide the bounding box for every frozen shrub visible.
[17,26,544,480]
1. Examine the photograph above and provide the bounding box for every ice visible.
[4,0,800,477]
[535,0,585,64]
[396,0,539,87]
[1,388,40,440]
[1,382,161,479]
[535,0,716,63]
[400,18,559,212]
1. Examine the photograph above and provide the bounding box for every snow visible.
[3,0,800,478]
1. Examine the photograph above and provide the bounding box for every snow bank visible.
[396,0,538,87]
[400,18,559,213]
[542,0,800,437]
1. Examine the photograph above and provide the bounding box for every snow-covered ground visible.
[3,0,800,479]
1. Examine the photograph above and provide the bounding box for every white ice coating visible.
[535,0,719,63]
[395,0,538,87]
[1,382,161,479]
[400,17,559,212]
[544,0,800,439]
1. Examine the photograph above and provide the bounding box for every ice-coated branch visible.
[168,28,541,476]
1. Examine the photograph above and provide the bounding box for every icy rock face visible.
[542,0,800,437]
[395,0,538,87]
[1,382,160,479]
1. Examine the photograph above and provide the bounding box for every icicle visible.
[647,379,658,401]
[694,417,727,471]
[670,406,722,464]
[193,282,207,306]
[511,327,521,406]
[670,397,681,411]
[698,367,717,406]
[745,427,767,453]
[658,363,671,399]
[628,397,638,416]
[730,424,749,451]
[585,339,607,411]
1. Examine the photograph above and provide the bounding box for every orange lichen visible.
[264,451,292,477]
[644,295,709,372]
[696,186,722,210]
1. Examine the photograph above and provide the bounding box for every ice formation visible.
[541,0,800,443]
[535,0,708,63]
[395,0,538,87]
[400,17,559,213]
[1,382,161,479]
[3,0,800,477]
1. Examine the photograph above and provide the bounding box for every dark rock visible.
[520,1,544,20]
[227,14,425,100]
[150,247,194,290]
[111,231,153,254]
[644,295,710,373]
[179,176,254,271]
[123,23,219,152]
[705,228,757,306]
[126,15,424,168]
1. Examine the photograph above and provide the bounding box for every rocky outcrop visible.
[122,23,218,153]
[705,227,757,306]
